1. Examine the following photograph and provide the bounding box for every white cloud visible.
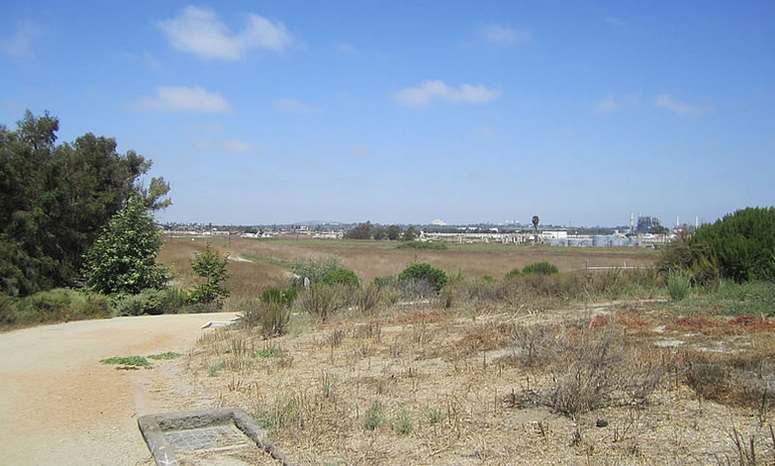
[138,86,230,113]
[480,24,531,46]
[595,96,622,113]
[158,6,292,60]
[335,42,357,55]
[394,80,499,108]
[655,94,712,115]
[222,139,256,153]
[1,20,40,58]
[273,98,318,114]
[604,16,626,27]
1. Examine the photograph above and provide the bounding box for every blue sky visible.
[2,1,774,226]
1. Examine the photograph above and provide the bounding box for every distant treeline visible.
[344,222,417,241]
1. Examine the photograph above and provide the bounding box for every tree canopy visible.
[0,111,170,296]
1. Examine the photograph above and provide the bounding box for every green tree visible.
[386,225,401,240]
[0,111,169,296]
[372,226,386,240]
[83,195,168,294]
[402,226,418,242]
[189,244,230,305]
[345,221,373,240]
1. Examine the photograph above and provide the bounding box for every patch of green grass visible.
[392,409,414,435]
[208,361,225,377]
[673,280,775,316]
[148,351,182,360]
[364,401,385,431]
[666,269,692,301]
[256,345,279,358]
[426,406,445,425]
[100,356,152,368]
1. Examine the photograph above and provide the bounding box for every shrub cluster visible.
[661,207,775,284]
[521,261,559,276]
[112,288,187,316]
[398,263,448,292]
[12,288,112,324]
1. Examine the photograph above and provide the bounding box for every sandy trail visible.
[0,313,236,466]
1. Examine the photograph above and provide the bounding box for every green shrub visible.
[662,207,775,284]
[505,268,522,280]
[667,269,692,301]
[321,266,360,287]
[289,258,340,284]
[398,263,448,292]
[157,287,189,314]
[113,288,185,316]
[364,401,385,431]
[188,244,230,306]
[15,288,111,324]
[355,284,382,313]
[238,298,293,336]
[261,287,298,307]
[659,238,720,288]
[392,409,414,435]
[522,262,559,276]
[0,294,17,325]
[297,284,343,321]
[83,195,168,294]
[258,302,292,337]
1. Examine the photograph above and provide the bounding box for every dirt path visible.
[0,313,236,466]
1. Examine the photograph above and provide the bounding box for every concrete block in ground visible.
[138,408,296,466]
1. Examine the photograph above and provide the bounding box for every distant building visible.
[636,216,663,234]
[541,231,568,241]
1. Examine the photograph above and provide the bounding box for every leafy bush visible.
[504,268,522,280]
[188,244,230,306]
[320,266,360,287]
[83,195,168,294]
[522,262,559,276]
[261,287,298,307]
[289,258,340,284]
[662,207,775,284]
[157,287,189,313]
[666,269,692,301]
[659,237,720,288]
[0,294,17,325]
[398,263,448,292]
[15,288,111,323]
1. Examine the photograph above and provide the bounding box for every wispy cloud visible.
[272,98,318,114]
[595,96,622,113]
[158,6,292,60]
[221,139,256,153]
[479,24,532,47]
[655,94,712,115]
[138,86,230,113]
[0,20,41,58]
[335,42,357,55]
[394,80,499,108]
[193,138,257,154]
[604,16,626,27]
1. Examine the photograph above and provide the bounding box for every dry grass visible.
[159,237,657,303]
[180,297,775,464]
[161,237,775,463]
